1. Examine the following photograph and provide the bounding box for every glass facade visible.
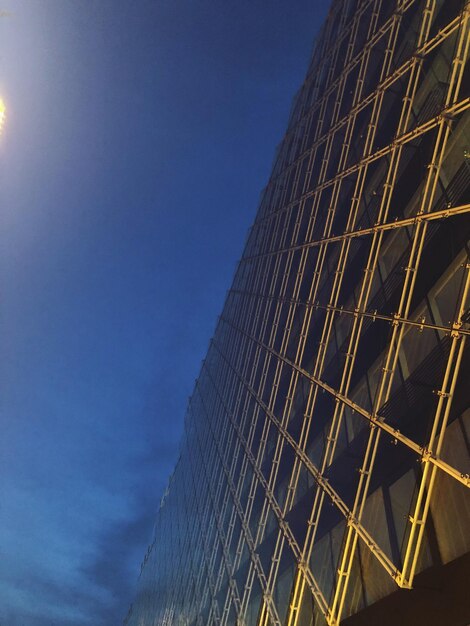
[125,1,470,624]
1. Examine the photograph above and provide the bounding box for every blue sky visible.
[0,1,328,624]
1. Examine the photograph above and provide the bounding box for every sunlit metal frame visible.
[125,1,470,625]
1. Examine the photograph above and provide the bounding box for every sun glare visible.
[0,99,6,133]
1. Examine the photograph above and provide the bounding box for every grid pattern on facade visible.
[126,1,470,625]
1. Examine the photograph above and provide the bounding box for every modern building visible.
[125,1,470,624]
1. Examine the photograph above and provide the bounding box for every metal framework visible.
[125,1,470,625]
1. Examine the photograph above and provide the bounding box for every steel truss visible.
[126,1,470,625]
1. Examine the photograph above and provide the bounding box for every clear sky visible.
[0,1,328,624]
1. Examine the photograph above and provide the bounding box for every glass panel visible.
[430,413,470,564]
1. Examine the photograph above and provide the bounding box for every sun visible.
[0,99,5,133]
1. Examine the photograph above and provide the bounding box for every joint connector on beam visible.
[435,389,451,398]
[393,571,412,589]
[440,111,456,123]
[421,448,432,461]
